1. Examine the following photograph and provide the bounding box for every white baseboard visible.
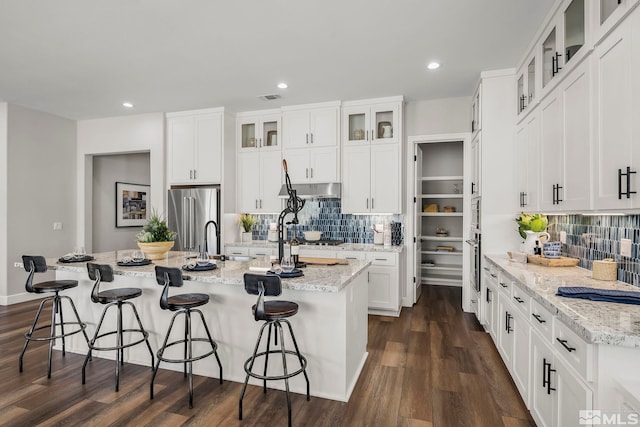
[0,292,44,306]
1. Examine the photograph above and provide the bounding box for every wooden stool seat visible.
[32,280,78,293]
[166,293,209,310]
[96,287,142,303]
[252,301,298,320]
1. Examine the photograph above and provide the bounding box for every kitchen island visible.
[28,251,370,402]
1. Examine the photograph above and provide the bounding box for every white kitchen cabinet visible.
[517,52,538,115]
[282,103,339,149]
[342,98,402,145]
[594,0,639,44]
[471,83,481,134]
[497,292,515,367]
[471,132,481,197]
[237,150,282,213]
[592,11,640,210]
[540,0,588,95]
[482,268,499,341]
[516,109,540,211]
[512,307,531,406]
[540,59,591,212]
[282,146,338,183]
[530,329,593,427]
[167,110,223,185]
[237,111,281,152]
[342,143,401,214]
[366,252,400,315]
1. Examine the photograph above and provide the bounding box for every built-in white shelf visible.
[421,193,464,199]
[421,264,463,272]
[421,236,463,242]
[421,175,464,181]
[422,250,462,256]
[421,274,463,285]
[420,212,463,217]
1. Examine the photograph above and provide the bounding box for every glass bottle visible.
[290,229,300,266]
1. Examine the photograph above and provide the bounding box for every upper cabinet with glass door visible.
[237,109,281,152]
[540,0,589,94]
[343,96,403,145]
[594,0,639,43]
[517,53,538,116]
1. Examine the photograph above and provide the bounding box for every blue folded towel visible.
[557,286,640,305]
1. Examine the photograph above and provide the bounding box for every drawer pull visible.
[374,258,388,262]
[483,267,490,271]
[514,296,524,303]
[500,282,507,288]
[556,338,576,353]
[491,273,497,278]
[532,313,546,324]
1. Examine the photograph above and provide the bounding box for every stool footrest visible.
[244,350,308,381]
[88,329,150,352]
[24,321,87,342]
[157,338,218,364]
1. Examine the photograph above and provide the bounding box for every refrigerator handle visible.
[182,196,189,250]
[190,197,196,249]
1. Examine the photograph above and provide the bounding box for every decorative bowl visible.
[137,241,174,260]
[303,231,322,241]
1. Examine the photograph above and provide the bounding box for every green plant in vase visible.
[136,210,176,260]
[239,213,256,242]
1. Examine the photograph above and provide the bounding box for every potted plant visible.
[515,213,550,254]
[239,213,256,242]
[136,210,177,260]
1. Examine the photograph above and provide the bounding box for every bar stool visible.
[82,263,154,391]
[150,266,223,408]
[19,255,90,378]
[239,273,310,427]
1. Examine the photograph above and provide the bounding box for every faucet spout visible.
[204,220,219,254]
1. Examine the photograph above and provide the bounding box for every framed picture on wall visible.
[116,182,150,227]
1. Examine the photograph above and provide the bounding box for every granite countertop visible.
[225,240,404,253]
[486,254,640,348]
[27,251,371,294]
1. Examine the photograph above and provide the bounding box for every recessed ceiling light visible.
[277,82,288,89]
[122,101,134,108]
[427,62,440,70]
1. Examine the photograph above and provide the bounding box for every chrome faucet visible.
[204,220,219,254]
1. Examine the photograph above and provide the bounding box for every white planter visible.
[241,231,253,242]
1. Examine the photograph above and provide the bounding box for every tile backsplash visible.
[246,198,404,245]
[549,215,640,286]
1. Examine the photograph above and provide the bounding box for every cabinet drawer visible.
[335,251,366,261]
[226,246,249,256]
[496,273,511,295]
[249,247,275,257]
[511,284,531,317]
[553,319,593,381]
[299,249,336,259]
[530,298,553,340]
[367,253,397,267]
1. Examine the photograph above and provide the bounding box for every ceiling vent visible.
[259,94,281,101]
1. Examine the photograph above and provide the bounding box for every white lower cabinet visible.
[530,330,593,427]
[366,252,400,314]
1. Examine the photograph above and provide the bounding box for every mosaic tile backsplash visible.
[248,198,404,245]
[549,215,640,286]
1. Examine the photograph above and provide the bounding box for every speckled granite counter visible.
[42,251,370,293]
[225,240,404,253]
[486,254,640,348]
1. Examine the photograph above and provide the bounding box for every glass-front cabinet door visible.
[343,103,400,145]
[564,0,585,63]
[527,57,536,103]
[238,113,281,151]
[542,26,559,88]
[517,75,525,113]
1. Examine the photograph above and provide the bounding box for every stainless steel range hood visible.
[278,183,341,199]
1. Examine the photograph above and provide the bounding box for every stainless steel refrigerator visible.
[167,186,220,255]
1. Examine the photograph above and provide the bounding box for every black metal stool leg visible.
[284,319,310,400]
[19,296,51,372]
[128,302,154,368]
[263,322,272,394]
[82,302,112,385]
[186,310,194,408]
[151,310,181,400]
[115,302,123,392]
[46,295,59,379]
[195,309,222,384]
[277,322,292,427]
[239,321,270,420]
[183,313,188,378]
[57,296,66,356]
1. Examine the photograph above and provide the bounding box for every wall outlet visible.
[560,231,567,244]
[53,222,63,231]
[621,238,632,257]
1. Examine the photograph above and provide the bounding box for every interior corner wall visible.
[405,97,472,137]
[77,113,164,252]
[0,103,8,303]
[5,104,77,304]
[92,153,151,252]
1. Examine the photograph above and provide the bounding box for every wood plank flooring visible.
[0,286,535,426]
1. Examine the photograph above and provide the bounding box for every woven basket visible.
[592,258,617,281]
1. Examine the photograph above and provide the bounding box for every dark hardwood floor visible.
[0,286,535,426]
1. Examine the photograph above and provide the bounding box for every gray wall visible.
[5,104,77,302]
[405,97,472,137]
[92,153,151,252]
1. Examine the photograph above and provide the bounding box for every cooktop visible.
[299,239,344,246]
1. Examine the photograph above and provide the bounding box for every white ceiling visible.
[0,0,555,120]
